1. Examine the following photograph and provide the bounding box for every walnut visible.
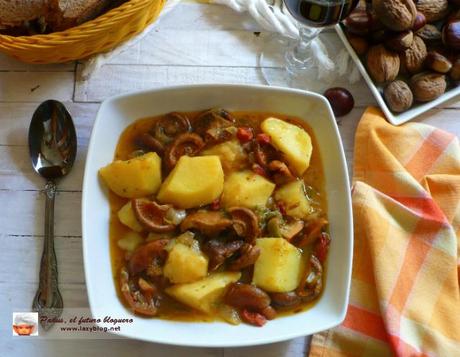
[416,0,450,23]
[384,80,413,112]
[385,30,414,52]
[373,0,416,32]
[416,24,442,43]
[401,36,427,74]
[410,72,447,102]
[367,45,400,83]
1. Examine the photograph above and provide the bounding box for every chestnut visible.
[449,0,460,7]
[450,57,460,81]
[412,13,426,32]
[443,20,460,51]
[369,29,387,45]
[343,8,373,36]
[425,51,452,73]
[323,88,355,117]
[450,9,460,21]
[347,34,369,55]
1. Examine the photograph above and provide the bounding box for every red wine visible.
[285,0,359,28]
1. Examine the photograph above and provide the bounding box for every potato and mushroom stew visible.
[99,109,330,327]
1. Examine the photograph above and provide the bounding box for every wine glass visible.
[260,0,359,92]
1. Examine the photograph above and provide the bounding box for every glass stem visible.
[286,26,322,73]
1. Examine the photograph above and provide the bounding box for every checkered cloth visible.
[310,107,460,356]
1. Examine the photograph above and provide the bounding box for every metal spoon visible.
[29,100,77,330]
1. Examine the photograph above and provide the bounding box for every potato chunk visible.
[221,170,275,209]
[202,140,247,173]
[166,272,241,314]
[253,238,302,293]
[117,201,143,232]
[274,180,311,219]
[261,117,312,176]
[117,231,143,252]
[157,156,224,209]
[163,242,209,284]
[99,152,162,198]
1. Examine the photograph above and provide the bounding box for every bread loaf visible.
[47,0,113,31]
[0,1,46,28]
[0,0,117,35]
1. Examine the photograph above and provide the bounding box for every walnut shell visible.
[384,80,414,112]
[401,36,427,74]
[367,45,400,83]
[385,30,414,52]
[416,24,442,43]
[410,72,447,102]
[416,0,450,23]
[373,0,416,32]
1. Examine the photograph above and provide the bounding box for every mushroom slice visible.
[228,243,261,271]
[128,239,169,275]
[132,198,176,233]
[164,132,205,169]
[120,267,159,316]
[193,108,235,143]
[134,133,165,155]
[253,142,279,169]
[296,255,323,302]
[266,217,284,237]
[266,216,303,240]
[228,207,260,244]
[153,112,191,144]
[180,210,233,236]
[224,282,270,310]
[202,239,244,271]
[280,219,304,241]
[270,291,301,308]
[267,160,295,185]
[295,218,328,248]
[138,277,157,297]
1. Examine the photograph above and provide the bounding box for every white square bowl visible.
[336,25,460,125]
[82,84,353,347]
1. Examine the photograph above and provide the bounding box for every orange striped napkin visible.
[310,107,460,356]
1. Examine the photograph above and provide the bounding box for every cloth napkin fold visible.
[310,107,460,356]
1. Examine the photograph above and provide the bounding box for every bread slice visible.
[47,0,113,31]
[0,0,47,28]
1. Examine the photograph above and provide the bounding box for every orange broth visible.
[108,111,328,322]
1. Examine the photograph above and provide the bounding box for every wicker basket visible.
[0,0,166,64]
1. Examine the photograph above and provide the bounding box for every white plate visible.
[82,84,353,347]
[336,25,460,125]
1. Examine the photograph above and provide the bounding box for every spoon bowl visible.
[29,100,77,180]
[28,100,77,330]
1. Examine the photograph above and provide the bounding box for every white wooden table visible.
[1,3,459,356]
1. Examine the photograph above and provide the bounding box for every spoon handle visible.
[32,181,63,330]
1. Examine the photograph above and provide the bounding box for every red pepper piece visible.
[236,127,254,143]
[277,202,286,216]
[256,133,271,145]
[241,309,267,327]
[210,198,220,211]
[251,163,267,177]
[314,232,331,264]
